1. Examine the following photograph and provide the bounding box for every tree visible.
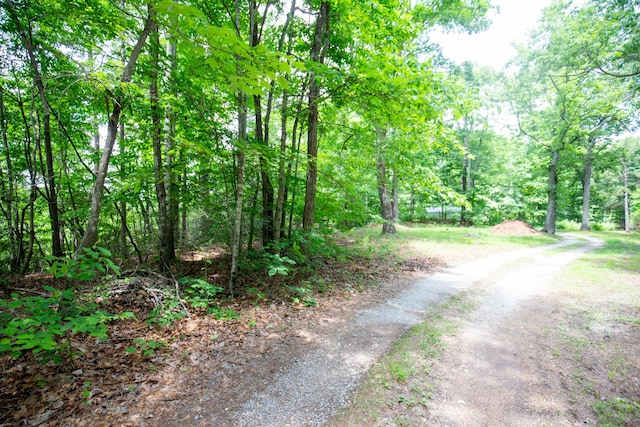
[3,0,64,257]
[510,0,634,234]
[302,1,330,233]
[76,6,155,255]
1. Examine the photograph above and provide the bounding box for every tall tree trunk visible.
[253,94,275,245]
[228,0,248,294]
[461,135,469,226]
[0,84,19,272]
[623,160,630,233]
[76,8,153,255]
[302,1,330,232]
[542,150,560,235]
[375,127,396,234]
[228,93,247,294]
[288,100,305,237]
[409,190,416,221]
[273,0,296,246]
[274,89,289,245]
[247,172,260,251]
[118,122,128,258]
[580,141,595,231]
[149,15,175,269]
[5,0,64,257]
[17,93,36,273]
[164,37,179,252]
[392,170,399,221]
[250,2,274,246]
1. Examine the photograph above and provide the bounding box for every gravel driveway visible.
[217,234,602,426]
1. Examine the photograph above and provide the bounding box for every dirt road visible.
[161,234,604,426]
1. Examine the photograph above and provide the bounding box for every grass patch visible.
[331,293,476,426]
[346,224,556,268]
[592,398,640,427]
[548,231,640,425]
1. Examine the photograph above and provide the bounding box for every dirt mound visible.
[490,220,539,236]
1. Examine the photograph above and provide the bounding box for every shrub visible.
[0,287,133,364]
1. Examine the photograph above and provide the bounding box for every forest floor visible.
[1,222,639,426]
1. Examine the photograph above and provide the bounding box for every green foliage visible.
[125,339,167,357]
[0,287,133,364]
[47,246,121,282]
[207,306,239,320]
[557,220,581,231]
[180,277,223,309]
[287,283,317,307]
[146,297,185,327]
[266,254,296,276]
[592,398,640,427]
[146,277,237,324]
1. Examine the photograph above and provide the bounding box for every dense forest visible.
[0,0,639,278]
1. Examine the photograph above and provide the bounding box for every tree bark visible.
[623,159,630,232]
[76,8,154,255]
[228,92,247,294]
[0,83,20,272]
[274,88,289,245]
[149,12,175,269]
[302,1,330,232]
[253,94,275,244]
[164,37,179,251]
[228,0,248,293]
[272,0,296,246]
[542,150,560,234]
[375,127,396,234]
[580,139,595,231]
[118,121,128,258]
[247,173,260,251]
[392,170,399,221]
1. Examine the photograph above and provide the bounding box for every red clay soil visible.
[490,220,539,236]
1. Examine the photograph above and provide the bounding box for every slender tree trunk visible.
[17,93,36,273]
[274,89,289,245]
[542,150,560,235]
[288,101,305,237]
[0,84,19,272]
[76,8,153,255]
[392,170,399,221]
[253,94,275,245]
[249,2,275,246]
[5,0,64,256]
[118,122,128,258]
[580,147,594,231]
[247,172,260,251]
[164,37,179,252]
[409,190,415,221]
[375,127,396,234]
[228,93,247,293]
[461,135,469,225]
[623,160,630,233]
[271,0,296,246]
[150,14,175,269]
[228,0,248,293]
[302,1,330,232]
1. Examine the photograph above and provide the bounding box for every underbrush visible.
[0,230,411,425]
